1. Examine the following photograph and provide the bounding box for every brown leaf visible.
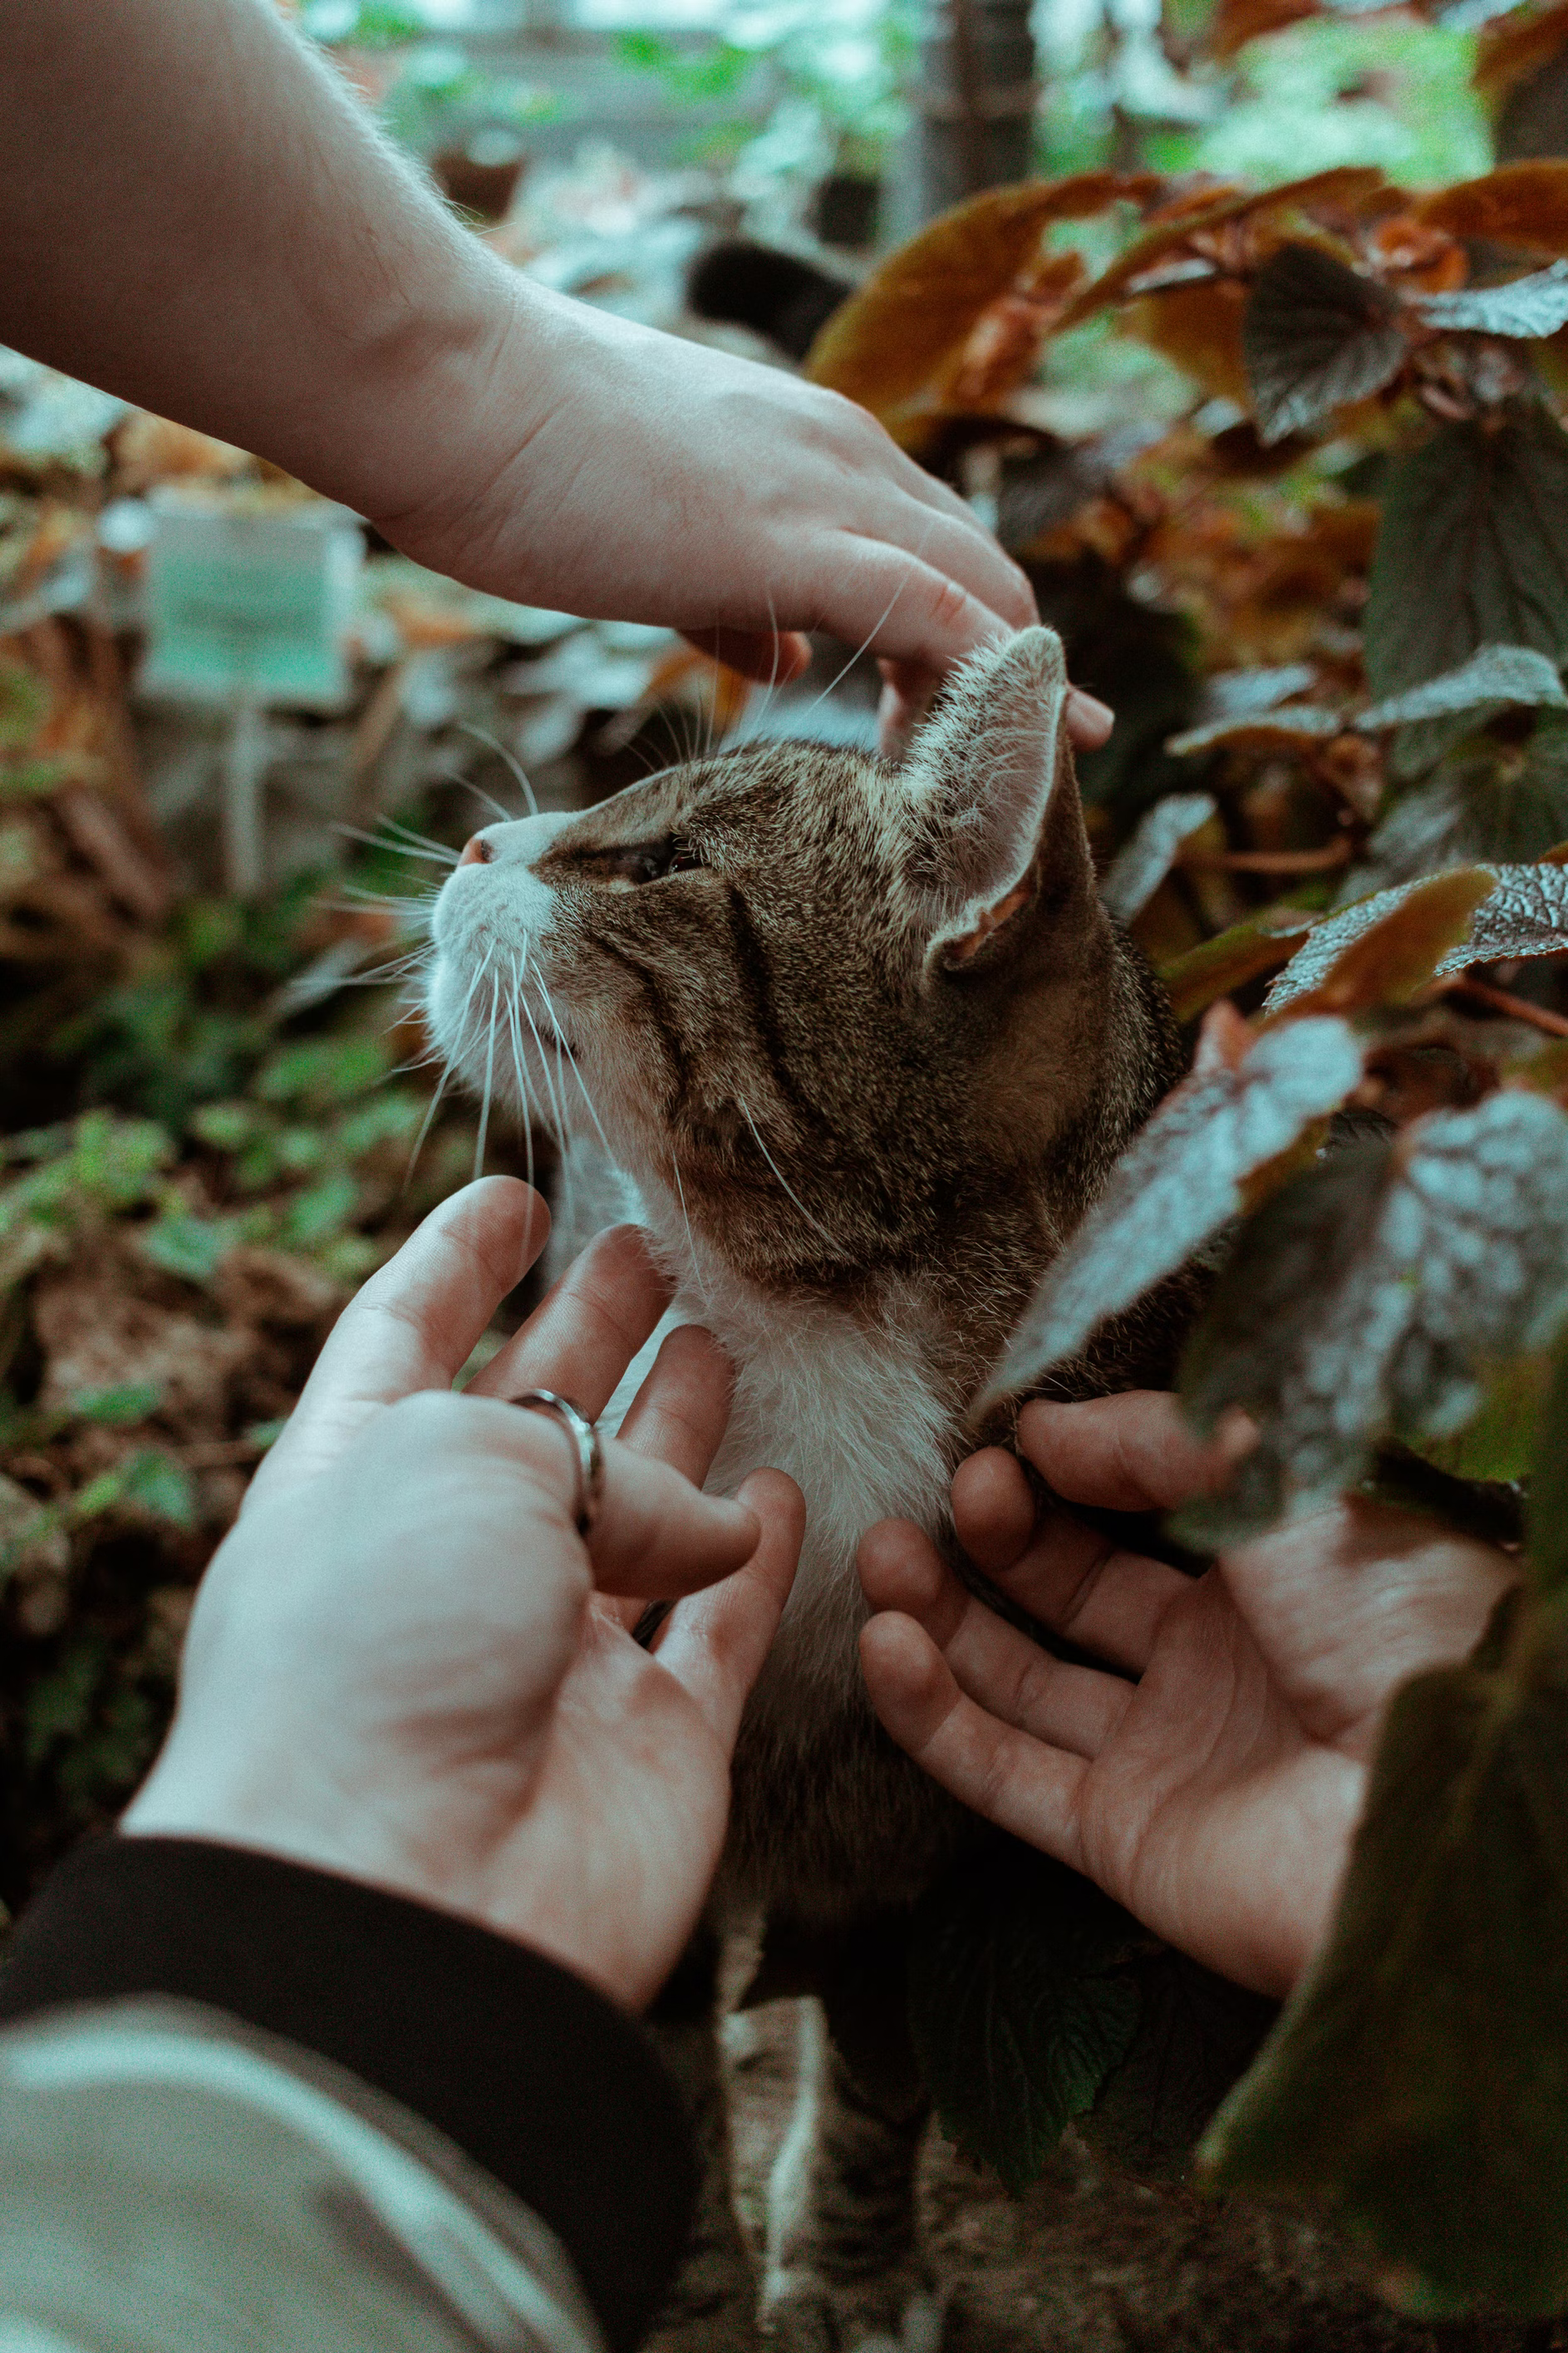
[1416,163,1568,257]
[804,175,1141,428]
[933,254,1087,410]
[1206,0,1318,61]
[1161,913,1318,1022]
[1476,0,1568,108]
[1123,278,1251,405]
[1261,868,1497,1018]
[1056,170,1389,335]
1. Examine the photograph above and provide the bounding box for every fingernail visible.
[1069,687,1114,731]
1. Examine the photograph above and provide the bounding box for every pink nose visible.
[458,833,494,865]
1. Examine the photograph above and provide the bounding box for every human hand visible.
[858,1393,1517,1996]
[373,284,1113,752]
[125,1177,804,2010]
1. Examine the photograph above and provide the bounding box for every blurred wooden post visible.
[912,0,1037,222]
[222,692,268,900]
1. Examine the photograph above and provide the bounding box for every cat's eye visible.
[610,835,705,884]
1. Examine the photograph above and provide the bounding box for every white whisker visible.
[474,972,499,1181]
[458,725,540,819]
[736,1095,840,1255]
[670,1149,710,1311]
[535,968,613,1157]
[335,822,459,868]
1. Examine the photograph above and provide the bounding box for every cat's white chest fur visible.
[596,1173,955,1724]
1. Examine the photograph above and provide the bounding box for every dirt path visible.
[722,2001,1545,2353]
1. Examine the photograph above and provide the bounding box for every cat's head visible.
[426,627,1177,1312]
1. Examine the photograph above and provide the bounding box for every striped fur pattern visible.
[426,628,1187,2349]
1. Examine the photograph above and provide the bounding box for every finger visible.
[248,1177,548,1507]
[1015,1392,1256,1514]
[1067,687,1114,748]
[682,628,813,686]
[859,1612,1088,1868]
[850,496,1037,637]
[878,667,1114,763]
[984,1506,1190,1676]
[858,1517,967,1645]
[653,1470,804,1750]
[876,658,936,761]
[952,1446,1037,1574]
[589,1435,761,1598]
[469,1223,671,1420]
[806,536,1018,677]
[858,1519,1133,1755]
[616,1323,735,1487]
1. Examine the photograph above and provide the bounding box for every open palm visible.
[128,1177,803,2011]
[858,1393,1516,1996]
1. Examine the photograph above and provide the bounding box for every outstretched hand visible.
[126,1177,803,2009]
[858,1393,1516,1996]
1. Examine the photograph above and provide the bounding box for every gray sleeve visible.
[0,1998,607,2353]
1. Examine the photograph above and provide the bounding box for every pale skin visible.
[125,1177,805,2012]
[858,1394,1519,1997]
[0,0,1117,744]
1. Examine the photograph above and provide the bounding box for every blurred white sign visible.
[142,497,363,710]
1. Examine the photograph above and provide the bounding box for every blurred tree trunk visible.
[912,0,1038,221]
[1494,56,1568,161]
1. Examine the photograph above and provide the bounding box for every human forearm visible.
[0,0,517,524]
[1,1,1059,692]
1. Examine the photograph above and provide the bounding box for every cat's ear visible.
[899,626,1098,967]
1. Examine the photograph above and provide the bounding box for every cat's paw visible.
[646,2292,766,2353]
[764,2273,942,2353]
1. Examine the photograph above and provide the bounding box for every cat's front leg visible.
[645,1928,764,2353]
[764,1927,940,2353]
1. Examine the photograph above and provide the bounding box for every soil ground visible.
[721,2002,1556,2353]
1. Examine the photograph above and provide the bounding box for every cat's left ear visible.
[900,626,1098,967]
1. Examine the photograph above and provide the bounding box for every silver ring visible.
[514,1390,604,1537]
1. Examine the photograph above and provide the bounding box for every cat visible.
[425,625,1190,2351]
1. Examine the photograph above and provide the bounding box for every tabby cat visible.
[426,627,1187,2351]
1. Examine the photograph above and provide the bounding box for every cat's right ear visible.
[898,626,1099,967]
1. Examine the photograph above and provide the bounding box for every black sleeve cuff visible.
[0,1834,696,2353]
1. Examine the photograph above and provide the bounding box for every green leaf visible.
[139,1210,233,1286]
[980,1017,1364,1412]
[1526,1331,1568,1594]
[283,1173,359,1246]
[1403,1350,1549,1487]
[71,1381,161,1428]
[1200,1585,1568,2318]
[1080,1952,1277,2183]
[1099,791,1217,925]
[1364,403,1568,707]
[1363,723,1568,879]
[1178,1096,1568,1542]
[1356,642,1566,735]
[120,1449,197,1530]
[1417,259,1568,341]
[257,1036,389,1110]
[1241,243,1407,446]
[907,1839,1147,2195]
[24,1634,107,1770]
[67,1471,126,1523]
[189,1100,259,1153]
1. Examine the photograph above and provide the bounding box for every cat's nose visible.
[458,833,494,866]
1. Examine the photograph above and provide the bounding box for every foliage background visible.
[3,0,1568,2331]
